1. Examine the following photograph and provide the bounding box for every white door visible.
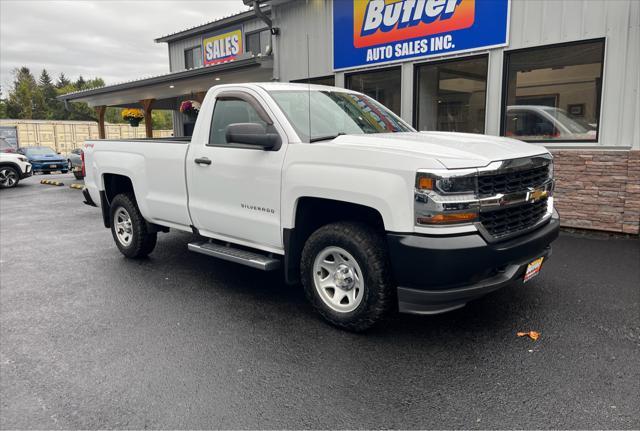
[186,89,287,252]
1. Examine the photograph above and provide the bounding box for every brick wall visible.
[551,149,640,234]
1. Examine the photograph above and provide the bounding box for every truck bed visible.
[84,138,192,230]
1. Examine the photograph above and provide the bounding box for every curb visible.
[40,180,64,186]
[69,184,84,190]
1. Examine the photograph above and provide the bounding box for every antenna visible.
[306,33,311,142]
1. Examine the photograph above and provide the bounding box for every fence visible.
[0,120,173,153]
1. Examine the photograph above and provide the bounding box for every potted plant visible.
[121,108,144,127]
[180,100,201,120]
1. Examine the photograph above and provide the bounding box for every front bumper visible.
[387,211,560,314]
[20,164,32,179]
[31,162,68,172]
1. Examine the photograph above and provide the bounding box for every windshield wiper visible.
[309,132,345,143]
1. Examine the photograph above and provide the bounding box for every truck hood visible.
[329,132,549,169]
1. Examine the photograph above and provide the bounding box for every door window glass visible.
[209,98,267,146]
[415,56,488,133]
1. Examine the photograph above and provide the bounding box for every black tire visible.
[43,171,51,175]
[61,170,68,174]
[300,221,394,332]
[0,166,20,189]
[73,171,84,180]
[109,193,157,258]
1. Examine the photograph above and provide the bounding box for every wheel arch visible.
[0,161,21,172]
[283,196,386,285]
[101,173,135,228]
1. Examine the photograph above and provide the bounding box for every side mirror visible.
[225,123,281,150]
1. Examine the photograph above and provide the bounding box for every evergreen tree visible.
[39,69,60,119]
[55,72,71,89]
[75,75,86,90]
[5,67,46,119]
[0,86,7,119]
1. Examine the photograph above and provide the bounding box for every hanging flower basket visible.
[122,108,144,128]
[180,100,201,120]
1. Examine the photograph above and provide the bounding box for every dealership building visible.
[60,0,640,234]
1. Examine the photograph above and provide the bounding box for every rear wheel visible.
[110,193,157,258]
[300,222,394,331]
[0,166,19,189]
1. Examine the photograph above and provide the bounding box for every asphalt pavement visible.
[1,173,639,429]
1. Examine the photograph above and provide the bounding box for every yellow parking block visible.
[40,180,64,186]
[69,184,84,190]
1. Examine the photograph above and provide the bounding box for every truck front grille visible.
[478,165,549,197]
[480,200,548,239]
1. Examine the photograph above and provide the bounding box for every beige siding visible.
[0,120,172,153]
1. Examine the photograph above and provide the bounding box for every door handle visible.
[194,157,211,165]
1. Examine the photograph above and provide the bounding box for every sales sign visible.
[203,26,243,66]
[333,0,510,70]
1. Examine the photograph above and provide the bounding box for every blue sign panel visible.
[333,0,510,70]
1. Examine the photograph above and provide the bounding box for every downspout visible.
[252,1,272,28]
[251,1,280,81]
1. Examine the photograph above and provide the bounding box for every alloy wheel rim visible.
[312,246,364,313]
[0,169,17,187]
[114,207,133,246]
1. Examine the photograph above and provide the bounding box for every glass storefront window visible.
[502,39,604,142]
[415,55,488,133]
[346,67,401,115]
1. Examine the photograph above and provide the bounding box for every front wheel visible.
[300,222,394,331]
[0,166,19,189]
[110,193,157,258]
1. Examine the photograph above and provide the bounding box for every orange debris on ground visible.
[517,331,540,341]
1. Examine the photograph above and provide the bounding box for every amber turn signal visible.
[418,177,434,190]
[417,212,478,225]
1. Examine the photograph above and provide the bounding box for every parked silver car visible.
[67,148,84,180]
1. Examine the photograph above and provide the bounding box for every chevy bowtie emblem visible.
[528,189,548,203]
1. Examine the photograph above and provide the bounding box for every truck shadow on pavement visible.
[121,230,539,341]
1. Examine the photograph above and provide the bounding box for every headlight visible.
[415,170,479,225]
[416,172,476,195]
[18,156,28,162]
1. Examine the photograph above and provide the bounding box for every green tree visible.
[75,75,86,90]
[39,69,60,119]
[55,72,71,89]
[5,67,46,119]
[152,110,173,130]
[0,87,7,118]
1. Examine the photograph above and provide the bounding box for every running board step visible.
[188,241,281,271]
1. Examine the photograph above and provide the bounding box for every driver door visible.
[186,88,287,253]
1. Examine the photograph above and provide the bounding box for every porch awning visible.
[57,54,273,109]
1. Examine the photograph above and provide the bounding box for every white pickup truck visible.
[82,83,559,331]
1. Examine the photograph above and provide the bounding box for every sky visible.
[0,0,249,91]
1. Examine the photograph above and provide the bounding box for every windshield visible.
[24,147,57,156]
[547,108,593,133]
[269,90,414,142]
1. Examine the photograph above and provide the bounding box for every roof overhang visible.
[154,6,271,44]
[58,55,273,108]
